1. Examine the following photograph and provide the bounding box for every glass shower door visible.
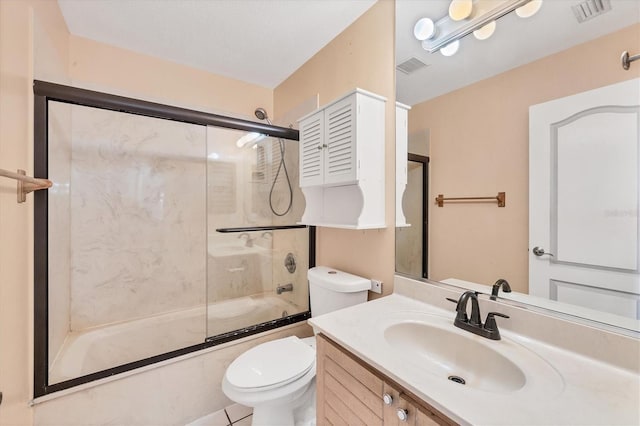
[47,101,208,384]
[205,126,309,340]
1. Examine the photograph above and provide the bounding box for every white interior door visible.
[529,78,640,319]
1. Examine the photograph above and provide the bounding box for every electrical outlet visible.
[370,279,383,294]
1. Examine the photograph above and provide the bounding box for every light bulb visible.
[236,132,265,148]
[449,0,473,21]
[414,17,436,41]
[515,0,543,18]
[440,40,460,57]
[473,21,496,40]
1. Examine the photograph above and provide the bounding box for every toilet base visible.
[251,378,316,426]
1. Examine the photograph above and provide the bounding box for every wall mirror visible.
[395,0,639,334]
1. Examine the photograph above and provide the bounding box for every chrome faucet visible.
[491,278,512,300]
[276,283,293,294]
[238,232,254,247]
[447,290,509,340]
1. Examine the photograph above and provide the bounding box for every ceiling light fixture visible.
[415,0,542,55]
[449,0,474,21]
[414,17,437,41]
[440,40,461,57]
[473,20,496,40]
[515,0,543,18]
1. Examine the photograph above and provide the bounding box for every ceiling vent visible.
[396,57,428,75]
[572,0,612,23]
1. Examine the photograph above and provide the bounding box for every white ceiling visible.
[58,0,639,105]
[396,0,640,105]
[57,0,376,89]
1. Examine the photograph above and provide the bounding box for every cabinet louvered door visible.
[299,112,325,187]
[324,95,358,186]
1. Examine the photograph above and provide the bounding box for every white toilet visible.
[222,266,371,426]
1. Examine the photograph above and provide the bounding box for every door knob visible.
[532,246,554,257]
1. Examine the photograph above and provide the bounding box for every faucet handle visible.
[445,297,468,322]
[484,312,510,331]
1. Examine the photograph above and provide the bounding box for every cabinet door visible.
[299,112,324,187]
[324,95,358,186]
[317,335,383,426]
[416,407,446,426]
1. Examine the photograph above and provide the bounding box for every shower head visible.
[254,107,269,121]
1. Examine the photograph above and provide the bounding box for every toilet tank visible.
[308,266,370,317]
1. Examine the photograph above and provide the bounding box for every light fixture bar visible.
[421,0,532,53]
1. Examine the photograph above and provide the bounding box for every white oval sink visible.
[380,312,564,396]
[384,321,525,392]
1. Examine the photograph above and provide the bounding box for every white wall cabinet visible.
[297,89,386,229]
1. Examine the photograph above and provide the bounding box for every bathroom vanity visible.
[309,275,640,425]
[317,334,454,426]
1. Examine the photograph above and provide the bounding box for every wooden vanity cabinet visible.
[316,334,456,426]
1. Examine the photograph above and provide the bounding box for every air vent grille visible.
[572,0,612,23]
[396,57,427,75]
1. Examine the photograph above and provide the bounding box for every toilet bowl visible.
[222,336,317,426]
[222,266,370,426]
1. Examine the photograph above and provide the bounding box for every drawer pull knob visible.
[397,408,409,422]
[382,393,393,405]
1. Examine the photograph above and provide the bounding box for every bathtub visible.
[49,294,302,384]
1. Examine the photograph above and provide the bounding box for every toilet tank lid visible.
[308,266,371,293]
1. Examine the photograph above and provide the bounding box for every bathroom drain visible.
[448,375,466,385]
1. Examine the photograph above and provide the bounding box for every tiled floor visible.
[186,403,253,426]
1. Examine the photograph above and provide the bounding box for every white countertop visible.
[308,293,640,426]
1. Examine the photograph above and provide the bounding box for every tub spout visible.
[276,283,293,294]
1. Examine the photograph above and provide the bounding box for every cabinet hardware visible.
[397,408,409,422]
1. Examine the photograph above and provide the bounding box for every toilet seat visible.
[226,336,315,392]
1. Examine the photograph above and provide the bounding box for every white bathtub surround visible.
[271,228,310,309]
[68,106,207,330]
[49,295,301,383]
[308,275,640,425]
[33,323,312,426]
[207,294,300,336]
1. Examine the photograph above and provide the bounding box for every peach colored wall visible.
[274,0,396,297]
[410,24,640,293]
[69,35,273,120]
[0,2,69,424]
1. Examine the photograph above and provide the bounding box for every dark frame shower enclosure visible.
[33,80,314,398]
